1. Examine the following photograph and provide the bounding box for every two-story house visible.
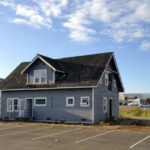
[0,52,124,123]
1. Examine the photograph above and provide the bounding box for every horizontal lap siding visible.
[94,63,119,123]
[1,88,92,123]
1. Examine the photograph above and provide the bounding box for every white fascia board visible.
[96,53,113,87]
[112,54,125,91]
[1,86,96,92]
[21,55,64,74]
[96,53,124,91]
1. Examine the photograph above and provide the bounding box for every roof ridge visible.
[56,52,113,60]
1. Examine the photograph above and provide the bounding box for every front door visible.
[109,99,113,118]
[19,99,25,117]
[26,99,33,118]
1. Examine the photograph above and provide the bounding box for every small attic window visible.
[105,72,109,86]
[34,69,47,84]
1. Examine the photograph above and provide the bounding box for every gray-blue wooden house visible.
[0,52,124,123]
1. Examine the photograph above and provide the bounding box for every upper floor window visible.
[34,69,47,84]
[114,79,116,88]
[105,72,109,86]
[100,78,102,85]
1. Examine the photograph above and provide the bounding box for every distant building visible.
[0,78,3,117]
[0,78,3,83]
[120,93,150,105]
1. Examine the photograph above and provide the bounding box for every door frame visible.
[25,98,33,118]
[109,98,113,118]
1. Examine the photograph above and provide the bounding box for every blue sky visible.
[0,0,150,93]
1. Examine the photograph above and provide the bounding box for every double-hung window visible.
[114,79,116,88]
[103,97,107,113]
[105,72,109,86]
[7,98,19,112]
[66,97,74,107]
[80,97,90,107]
[34,69,47,84]
[34,97,47,106]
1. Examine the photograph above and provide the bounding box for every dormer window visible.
[34,69,47,84]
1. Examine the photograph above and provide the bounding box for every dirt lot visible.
[0,122,150,150]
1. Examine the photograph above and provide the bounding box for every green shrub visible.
[131,107,142,116]
[122,101,128,105]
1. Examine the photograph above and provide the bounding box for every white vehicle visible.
[128,98,140,106]
[140,104,150,108]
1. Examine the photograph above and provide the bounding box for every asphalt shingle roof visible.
[0,52,123,91]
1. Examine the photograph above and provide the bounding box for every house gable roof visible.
[0,52,124,92]
[21,54,64,74]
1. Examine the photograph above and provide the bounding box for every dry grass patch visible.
[120,107,150,118]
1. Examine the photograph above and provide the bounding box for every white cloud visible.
[63,0,150,42]
[14,4,51,28]
[33,0,68,17]
[0,0,150,44]
[140,41,150,51]
[0,0,67,29]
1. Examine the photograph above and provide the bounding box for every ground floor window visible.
[7,98,19,112]
[66,97,75,107]
[80,97,90,107]
[34,97,47,106]
[103,97,107,113]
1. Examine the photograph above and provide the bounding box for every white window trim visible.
[34,97,47,106]
[7,98,19,112]
[33,69,47,84]
[80,96,90,107]
[103,97,107,113]
[66,97,75,107]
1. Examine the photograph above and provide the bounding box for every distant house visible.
[0,78,3,117]
[120,93,150,105]
[0,52,124,123]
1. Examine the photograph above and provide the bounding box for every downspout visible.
[92,87,95,123]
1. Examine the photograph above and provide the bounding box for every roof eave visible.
[21,55,62,74]
[1,86,96,92]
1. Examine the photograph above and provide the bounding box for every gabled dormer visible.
[21,54,65,85]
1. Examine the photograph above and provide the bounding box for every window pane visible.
[35,78,40,83]
[41,78,46,83]
[41,70,46,78]
[21,100,25,110]
[82,99,88,104]
[81,97,89,106]
[36,99,46,105]
[8,99,12,111]
[34,70,40,78]
[13,99,18,110]
[34,70,40,83]
[105,73,108,79]
[41,70,46,83]
[68,99,73,104]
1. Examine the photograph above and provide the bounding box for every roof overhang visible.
[1,86,96,92]
[21,54,64,74]
[97,53,124,92]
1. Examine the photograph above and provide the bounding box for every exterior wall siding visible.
[94,63,119,123]
[27,59,54,84]
[1,88,93,123]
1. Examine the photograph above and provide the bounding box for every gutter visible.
[1,86,96,92]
